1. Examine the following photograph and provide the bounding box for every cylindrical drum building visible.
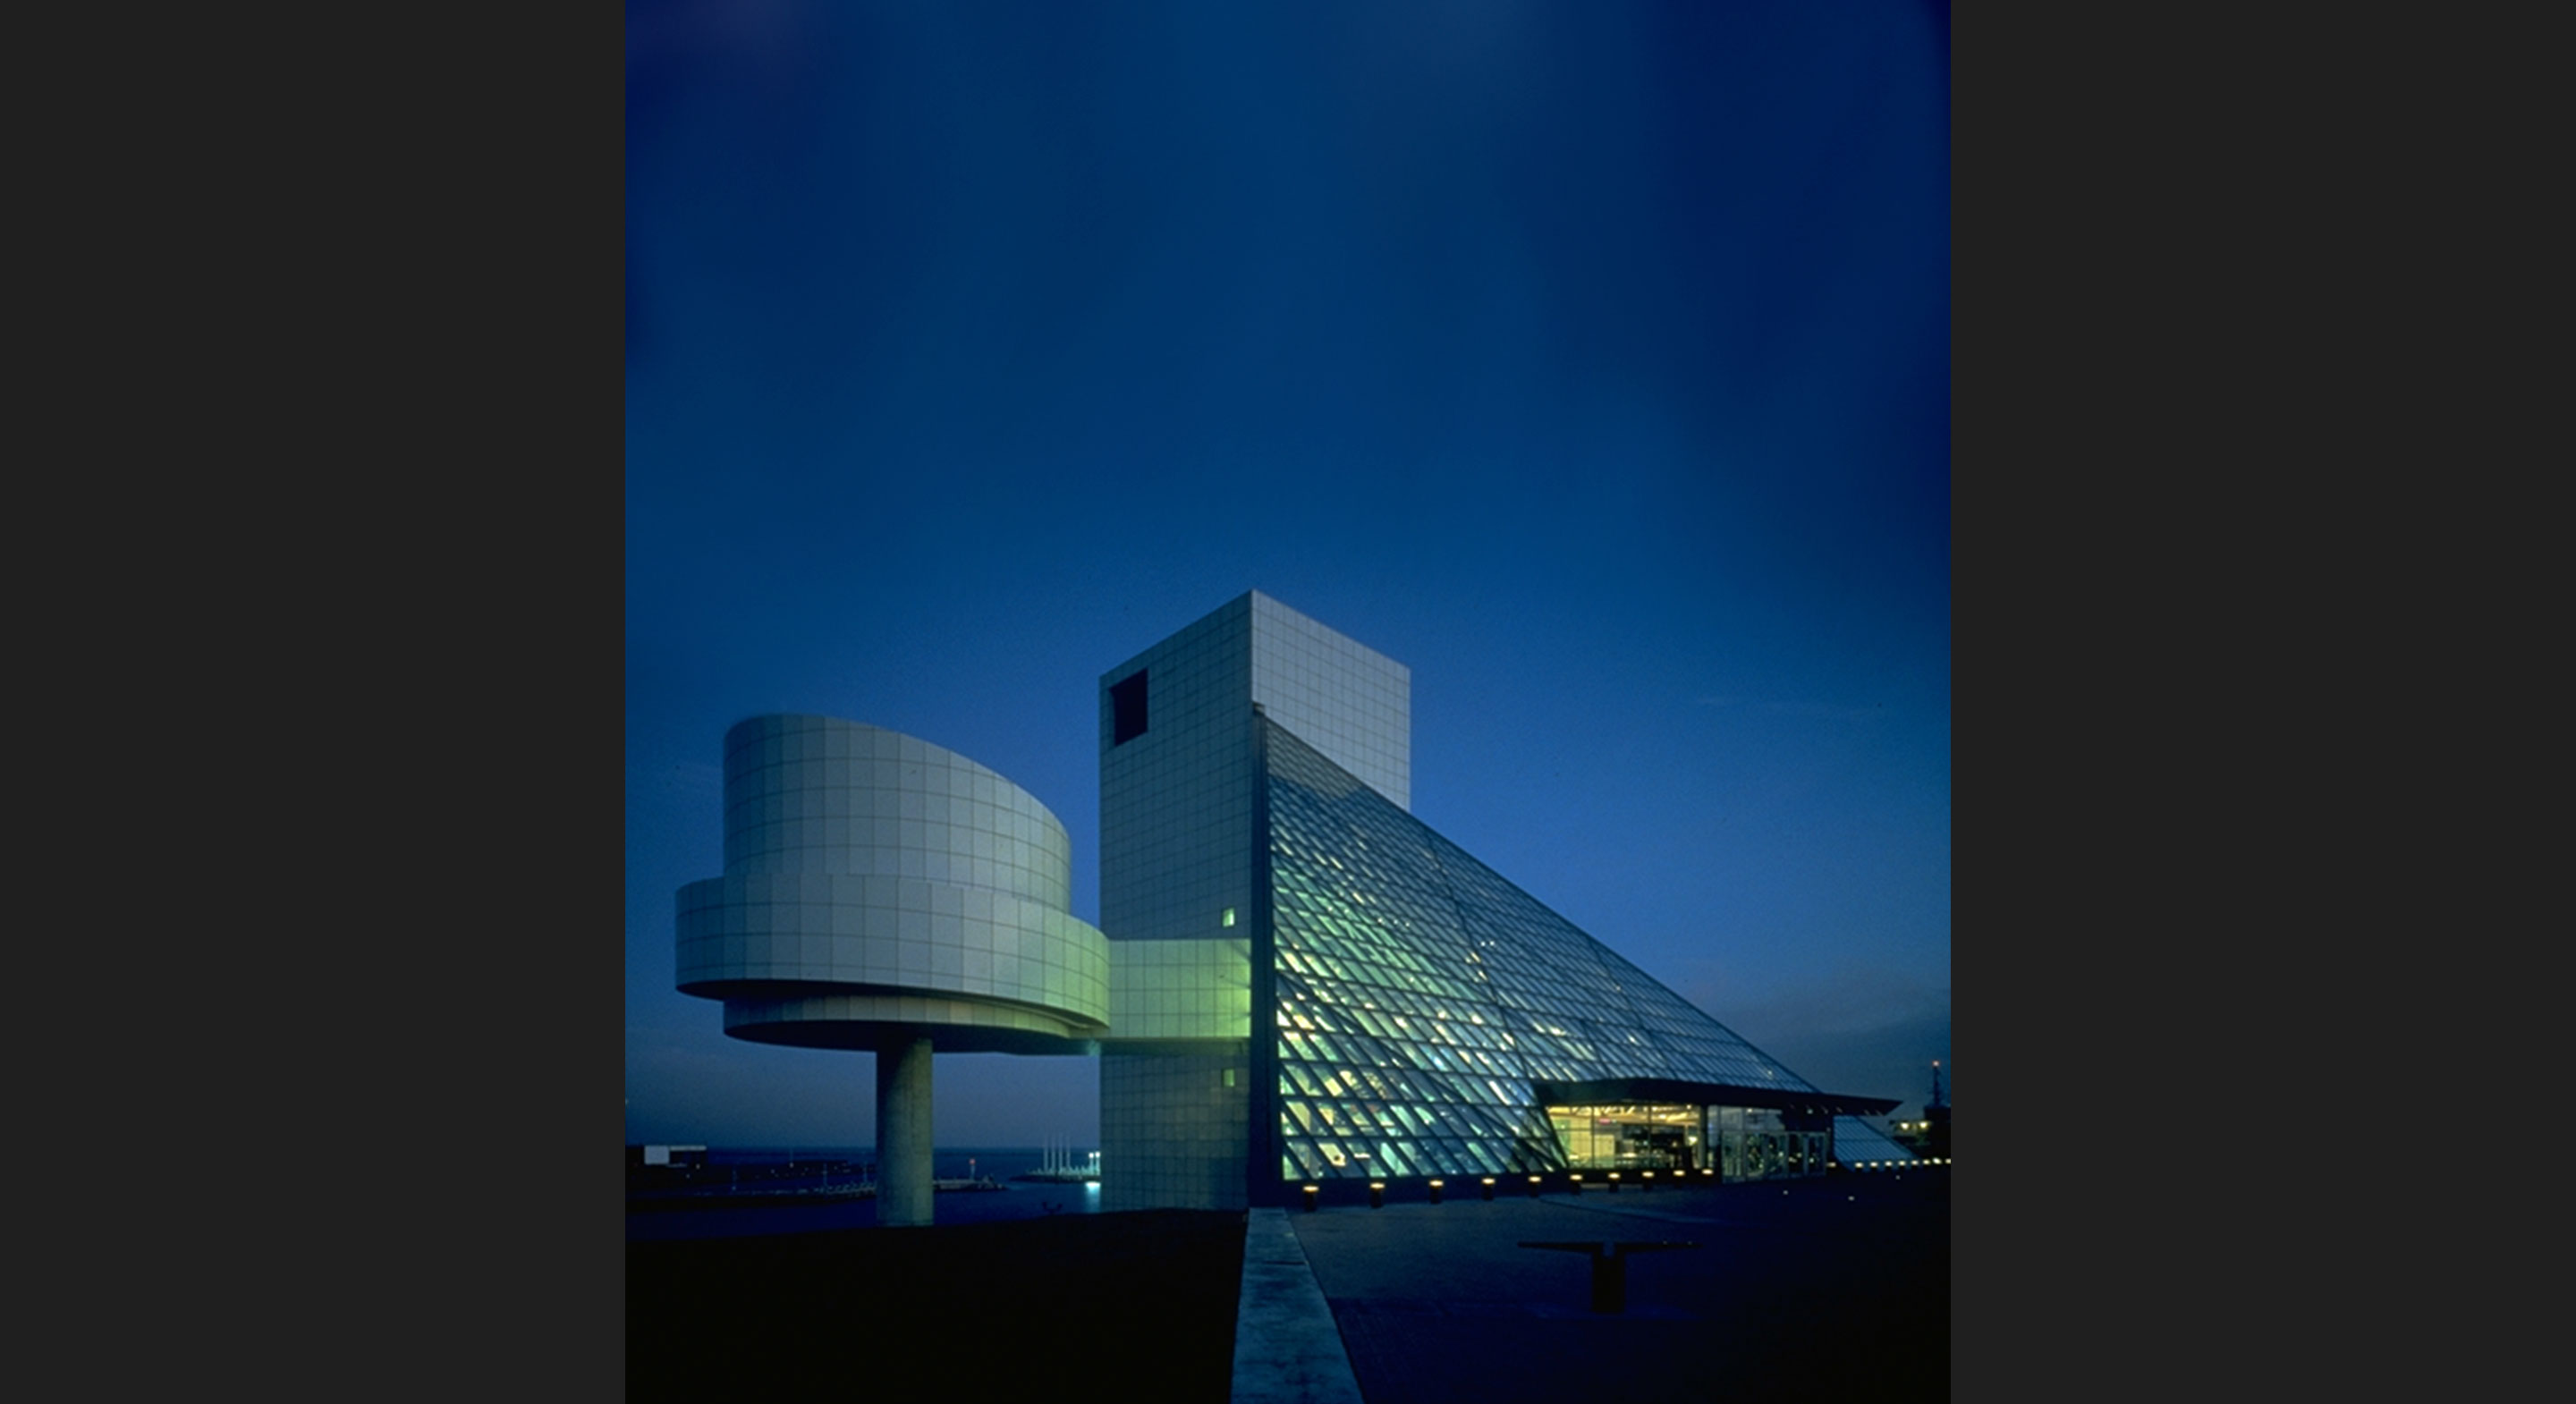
[675,715,1108,1225]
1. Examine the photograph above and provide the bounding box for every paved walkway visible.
[1230,1208,1368,1404]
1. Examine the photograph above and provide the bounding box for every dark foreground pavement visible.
[1285,1169,1948,1404]
[626,1209,1247,1403]
[625,1171,1944,1404]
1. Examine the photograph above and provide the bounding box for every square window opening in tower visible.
[1111,670,1148,745]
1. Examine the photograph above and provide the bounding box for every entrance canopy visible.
[1533,1078,1898,1121]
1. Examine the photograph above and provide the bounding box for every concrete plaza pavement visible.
[1237,1169,1948,1404]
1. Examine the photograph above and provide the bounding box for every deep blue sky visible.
[626,0,1948,1148]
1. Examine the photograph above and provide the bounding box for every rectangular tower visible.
[1096,591,1409,1210]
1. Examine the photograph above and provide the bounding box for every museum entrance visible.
[1545,1104,1702,1172]
[1546,1103,1838,1181]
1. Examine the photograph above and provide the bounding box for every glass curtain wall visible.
[1707,1106,1832,1181]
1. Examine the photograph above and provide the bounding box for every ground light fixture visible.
[1527,1175,1542,1198]
[1428,1178,1445,1204]
[1368,1181,1385,1208]
[1480,1176,1496,1201]
[1301,1184,1318,1213]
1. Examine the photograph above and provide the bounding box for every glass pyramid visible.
[1830,1116,1919,1167]
[1261,715,1842,1183]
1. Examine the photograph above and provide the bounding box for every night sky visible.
[625,0,1949,1149]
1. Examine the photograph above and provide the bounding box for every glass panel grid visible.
[1265,719,1819,1181]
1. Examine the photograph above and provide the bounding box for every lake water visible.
[627,1146,1103,1241]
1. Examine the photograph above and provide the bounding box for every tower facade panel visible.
[1096,593,1411,1209]
[1246,591,1411,810]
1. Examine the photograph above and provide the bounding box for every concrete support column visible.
[876,1036,935,1227]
